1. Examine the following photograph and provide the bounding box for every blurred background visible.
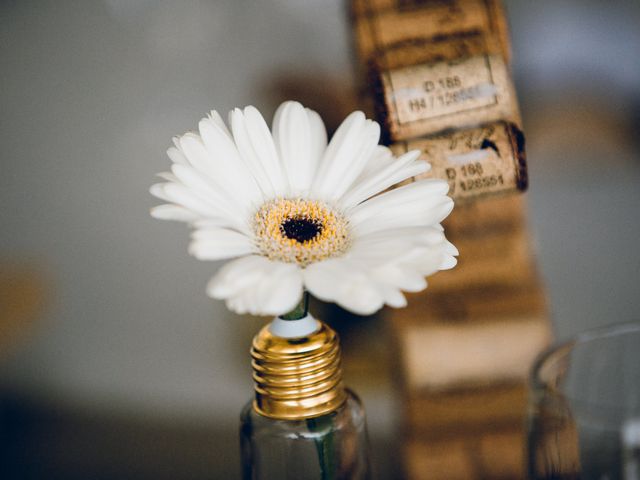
[1,0,639,478]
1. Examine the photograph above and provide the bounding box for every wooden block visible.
[390,122,527,202]
[390,275,551,392]
[478,428,526,478]
[405,436,475,480]
[398,281,548,326]
[351,0,511,64]
[405,384,527,435]
[449,223,532,265]
[426,227,537,293]
[404,424,525,479]
[374,52,520,142]
[368,30,504,72]
[442,194,527,239]
[398,315,551,391]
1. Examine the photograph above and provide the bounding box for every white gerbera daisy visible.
[150,101,457,316]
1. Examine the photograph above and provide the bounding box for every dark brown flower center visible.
[280,217,323,243]
[254,198,350,266]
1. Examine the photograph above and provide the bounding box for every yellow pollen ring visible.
[253,198,350,266]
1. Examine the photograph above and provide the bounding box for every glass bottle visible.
[240,314,371,480]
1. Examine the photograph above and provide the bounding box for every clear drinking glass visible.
[527,322,640,479]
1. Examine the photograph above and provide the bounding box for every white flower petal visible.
[348,237,414,266]
[179,131,257,214]
[440,255,458,269]
[357,225,446,245]
[340,150,427,208]
[347,227,444,267]
[152,182,235,223]
[398,242,458,277]
[225,295,248,315]
[352,200,452,237]
[379,285,407,308]
[171,163,249,229]
[273,101,314,195]
[445,240,459,256]
[330,122,380,201]
[301,258,343,300]
[208,255,302,316]
[303,259,384,316]
[336,282,385,315]
[207,110,233,139]
[313,114,380,202]
[230,108,277,198]
[188,228,255,260]
[160,183,218,218]
[350,179,453,236]
[156,171,179,182]
[198,115,262,207]
[189,241,254,261]
[192,218,240,229]
[356,145,394,181]
[313,112,364,197]
[259,263,304,315]
[357,178,450,210]
[150,204,199,222]
[149,182,173,203]
[207,256,263,297]
[371,263,428,292]
[167,146,188,165]
[179,133,219,179]
[306,108,327,169]
[242,106,287,193]
[170,164,225,202]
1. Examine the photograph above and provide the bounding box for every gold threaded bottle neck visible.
[251,319,347,420]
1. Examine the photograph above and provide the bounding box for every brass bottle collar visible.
[251,319,347,420]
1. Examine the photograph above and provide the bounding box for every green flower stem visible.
[306,415,336,480]
[279,291,309,320]
[281,292,334,478]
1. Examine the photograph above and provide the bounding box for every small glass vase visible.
[239,316,371,480]
[241,389,369,480]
